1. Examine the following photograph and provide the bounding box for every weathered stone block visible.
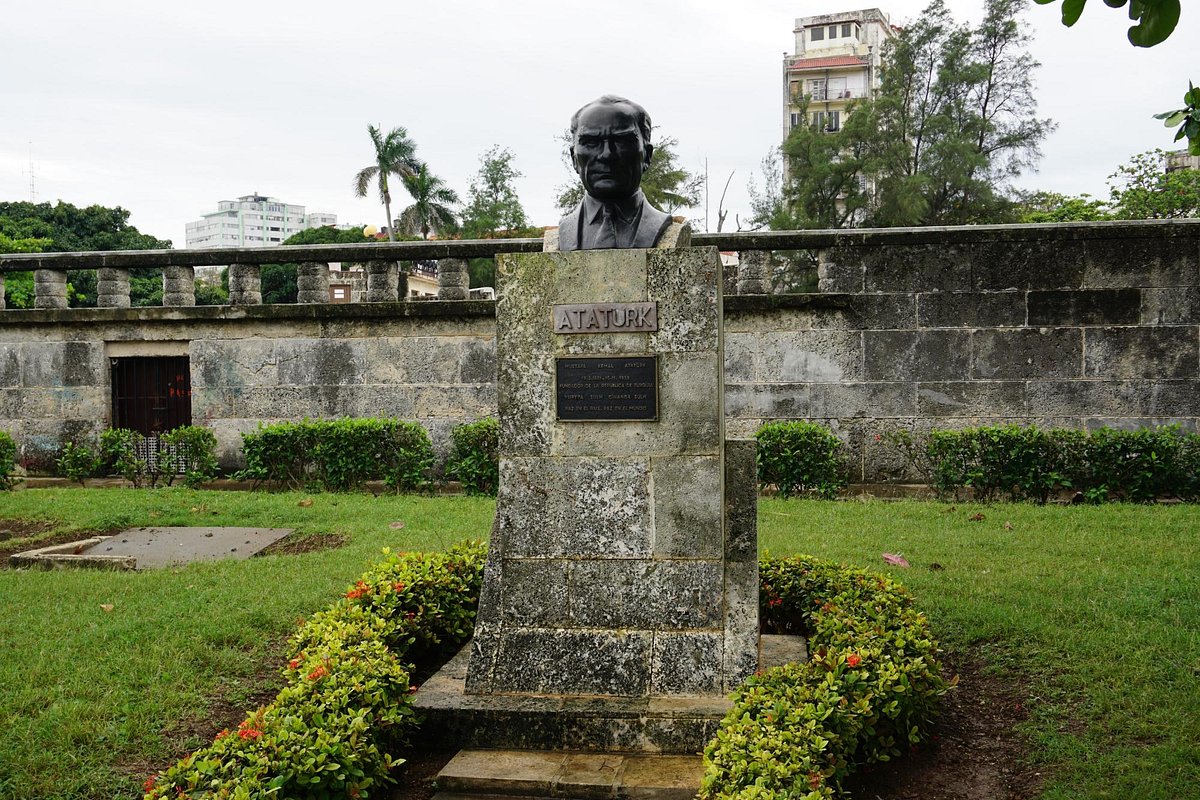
[724,440,758,564]
[33,270,68,309]
[971,328,1082,380]
[498,352,552,457]
[567,560,723,630]
[858,245,973,293]
[648,248,720,353]
[918,381,1027,417]
[0,346,19,388]
[652,456,722,558]
[488,629,653,696]
[1028,289,1141,326]
[863,330,969,382]
[296,262,329,304]
[722,335,757,382]
[758,330,862,382]
[191,339,278,388]
[500,559,570,627]
[275,339,366,386]
[228,264,261,305]
[1083,327,1199,379]
[365,262,399,302]
[97,268,132,308]
[917,291,1025,329]
[818,246,865,293]
[723,383,808,420]
[721,559,759,689]
[62,341,103,386]
[971,240,1086,291]
[651,634,723,695]
[460,337,497,384]
[1149,380,1200,416]
[1140,287,1200,324]
[1083,236,1199,289]
[809,382,916,418]
[1026,380,1150,416]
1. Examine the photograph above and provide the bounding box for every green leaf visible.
[1062,0,1088,25]
[1128,0,1179,46]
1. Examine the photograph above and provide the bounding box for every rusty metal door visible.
[110,356,192,435]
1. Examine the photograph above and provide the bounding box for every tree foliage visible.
[0,200,170,308]
[258,226,378,305]
[1155,82,1200,157]
[1108,149,1200,219]
[766,0,1053,230]
[1013,190,1111,223]
[398,164,459,239]
[354,125,420,242]
[1033,0,1180,47]
[461,146,532,238]
[554,133,702,216]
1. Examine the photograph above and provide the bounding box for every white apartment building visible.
[782,8,896,141]
[185,194,337,249]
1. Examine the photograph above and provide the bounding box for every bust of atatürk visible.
[553,95,675,251]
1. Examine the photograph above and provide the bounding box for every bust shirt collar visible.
[582,189,645,225]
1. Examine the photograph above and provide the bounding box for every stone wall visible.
[1,221,1197,481]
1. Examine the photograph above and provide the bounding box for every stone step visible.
[434,749,703,800]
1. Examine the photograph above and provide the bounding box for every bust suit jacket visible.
[556,193,673,251]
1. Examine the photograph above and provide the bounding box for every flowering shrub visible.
[144,541,486,800]
[238,418,435,492]
[701,556,951,800]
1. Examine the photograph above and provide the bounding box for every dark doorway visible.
[110,356,192,435]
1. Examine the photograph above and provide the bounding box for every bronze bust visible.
[555,95,674,251]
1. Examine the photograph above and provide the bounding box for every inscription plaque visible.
[553,302,657,333]
[555,356,658,421]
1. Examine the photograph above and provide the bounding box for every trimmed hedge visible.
[445,417,500,496]
[891,423,1200,503]
[701,556,950,800]
[237,418,435,492]
[94,426,220,488]
[144,541,486,800]
[756,421,848,499]
[0,428,16,489]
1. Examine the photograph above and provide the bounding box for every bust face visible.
[571,102,654,202]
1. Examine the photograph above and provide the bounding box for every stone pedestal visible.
[228,264,261,305]
[34,269,69,309]
[97,268,132,308]
[438,258,470,300]
[297,262,329,304]
[415,246,758,754]
[736,250,769,295]
[162,266,195,307]
[365,262,398,302]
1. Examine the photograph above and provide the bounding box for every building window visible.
[809,78,827,100]
[828,25,837,38]
[790,112,801,130]
[811,26,824,41]
[330,285,350,303]
[812,111,841,131]
[842,23,852,37]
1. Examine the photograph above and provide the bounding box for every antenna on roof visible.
[28,141,37,203]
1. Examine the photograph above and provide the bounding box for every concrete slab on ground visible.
[10,527,293,570]
[435,749,702,800]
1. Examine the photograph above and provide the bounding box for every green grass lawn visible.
[0,489,1197,799]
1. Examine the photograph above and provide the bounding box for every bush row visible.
[756,421,848,499]
[144,541,486,800]
[0,428,16,489]
[237,418,435,492]
[890,423,1200,503]
[47,426,221,488]
[701,556,951,799]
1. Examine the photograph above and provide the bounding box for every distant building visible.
[185,194,337,249]
[1166,149,1200,173]
[782,8,896,141]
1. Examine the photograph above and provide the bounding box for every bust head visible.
[569,95,655,202]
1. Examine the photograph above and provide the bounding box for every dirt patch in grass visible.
[0,518,54,542]
[256,531,349,558]
[0,521,114,567]
[844,650,1044,800]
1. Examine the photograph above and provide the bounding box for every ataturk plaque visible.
[555,356,658,421]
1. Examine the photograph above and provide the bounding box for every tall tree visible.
[775,0,1054,228]
[353,125,420,242]
[461,146,531,238]
[398,164,460,239]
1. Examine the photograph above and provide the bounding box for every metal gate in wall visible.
[110,356,192,467]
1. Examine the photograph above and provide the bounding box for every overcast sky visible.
[1,0,1194,247]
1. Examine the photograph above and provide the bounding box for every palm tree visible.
[353,125,420,242]
[398,163,461,239]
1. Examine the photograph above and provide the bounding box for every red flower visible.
[847,653,862,668]
[392,582,405,592]
[308,664,328,681]
[238,727,262,740]
[408,684,419,694]
[144,776,157,792]
[767,597,782,608]
[288,657,302,670]
[808,772,823,790]
[215,729,229,740]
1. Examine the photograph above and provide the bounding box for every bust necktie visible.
[595,204,617,248]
